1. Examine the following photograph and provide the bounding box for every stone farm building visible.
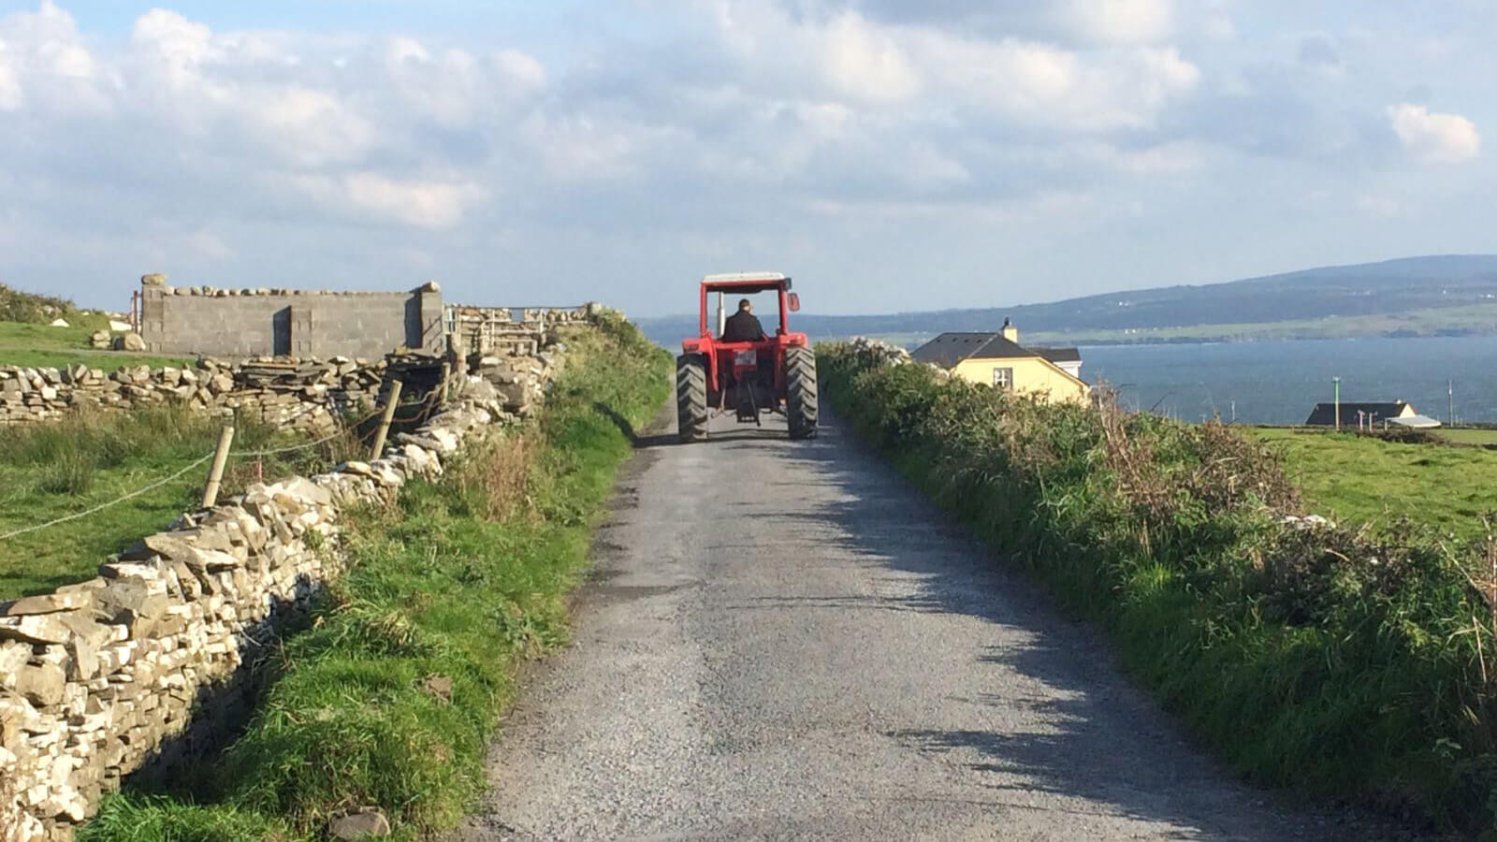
[912,320,1089,405]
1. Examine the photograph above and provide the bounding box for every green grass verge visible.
[78,314,672,841]
[0,321,192,370]
[0,407,364,599]
[1251,427,1497,540]
[820,343,1496,834]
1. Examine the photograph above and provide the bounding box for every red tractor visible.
[677,273,818,442]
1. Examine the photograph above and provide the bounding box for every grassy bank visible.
[0,321,192,370]
[821,342,1496,834]
[1252,427,1497,540]
[80,315,671,841]
[0,407,361,598]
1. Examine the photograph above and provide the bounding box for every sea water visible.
[1082,335,1497,425]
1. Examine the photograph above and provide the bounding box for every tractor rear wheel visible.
[786,346,818,440]
[676,353,709,442]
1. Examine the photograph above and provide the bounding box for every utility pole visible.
[1449,380,1455,427]
[1333,376,1341,431]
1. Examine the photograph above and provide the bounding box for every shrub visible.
[0,283,75,324]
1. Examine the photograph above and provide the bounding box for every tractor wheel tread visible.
[785,346,818,440]
[676,354,709,442]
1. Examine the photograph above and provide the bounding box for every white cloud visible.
[0,47,21,110]
[0,0,103,111]
[287,172,485,228]
[1063,0,1175,45]
[246,86,377,167]
[341,173,485,229]
[1088,140,1208,174]
[130,8,217,87]
[494,48,546,93]
[706,2,1199,131]
[1388,103,1480,165]
[819,12,919,103]
[919,38,1200,131]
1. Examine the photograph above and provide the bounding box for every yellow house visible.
[911,320,1090,404]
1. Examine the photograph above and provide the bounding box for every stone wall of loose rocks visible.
[0,356,396,432]
[0,325,579,841]
[2,307,598,433]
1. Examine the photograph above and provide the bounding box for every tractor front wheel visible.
[676,353,709,442]
[786,346,818,440]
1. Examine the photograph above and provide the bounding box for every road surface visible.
[451,408,1399,841]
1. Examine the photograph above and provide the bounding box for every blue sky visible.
[0,1,1492,316]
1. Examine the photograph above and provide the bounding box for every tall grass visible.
[820,342,1497,834]
[79,315,672,841]
[0,403,367,597]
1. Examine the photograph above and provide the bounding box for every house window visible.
[992,367,1013,389]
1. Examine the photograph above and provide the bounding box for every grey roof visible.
[1388,414,1442,429]
[1304,402,1413,426]
[911,332,1081,370]
[1033,347,1081,364]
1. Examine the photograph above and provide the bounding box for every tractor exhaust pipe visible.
[717,291,726,337]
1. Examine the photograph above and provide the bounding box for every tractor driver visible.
[721,298,768,343]
[721,297,774,390]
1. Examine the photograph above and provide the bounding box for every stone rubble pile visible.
[469,349,564,419]
[0,325,579,841]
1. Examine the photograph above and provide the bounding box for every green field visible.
[0,321,192,370]
[0,408,358,598]
[1434,427,1497,447]
[1252,427,1497,539]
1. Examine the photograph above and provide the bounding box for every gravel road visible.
[451,408,1403,841]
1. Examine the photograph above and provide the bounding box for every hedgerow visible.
[821,340,1497,834]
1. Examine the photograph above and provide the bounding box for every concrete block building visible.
[138,276,445,359]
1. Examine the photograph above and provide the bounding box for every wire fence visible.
[0,455,215,542]
[0,379,448,544]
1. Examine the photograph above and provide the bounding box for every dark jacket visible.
[721,310,767,342]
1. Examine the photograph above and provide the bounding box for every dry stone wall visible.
[3,306,598,433]
[0,356,394,433]
[0,324,579,841]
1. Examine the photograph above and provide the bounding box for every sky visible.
[0,1,1493,316]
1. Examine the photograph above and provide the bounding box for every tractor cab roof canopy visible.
[700,272,792,295]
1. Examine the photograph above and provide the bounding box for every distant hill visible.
[635,255,1497,347]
